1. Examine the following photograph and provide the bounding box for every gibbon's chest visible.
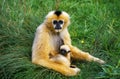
[50,34,64,52]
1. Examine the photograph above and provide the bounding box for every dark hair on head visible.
[54,11,62,16]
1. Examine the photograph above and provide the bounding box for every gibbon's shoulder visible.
[36,23,45,32]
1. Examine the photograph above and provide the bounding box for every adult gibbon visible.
[32,11,105,76]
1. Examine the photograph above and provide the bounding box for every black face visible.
[52,20,64,31]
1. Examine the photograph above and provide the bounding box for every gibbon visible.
[32,11,105,76]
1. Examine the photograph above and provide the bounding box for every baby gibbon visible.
[32,11,105,76]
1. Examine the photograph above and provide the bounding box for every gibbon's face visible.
[45,11,70,32]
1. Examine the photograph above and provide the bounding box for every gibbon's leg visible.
[33,48,80,76]
[33,58,80,76]
[50,54,70,66]
[61,30,105,64]
[69,45,105,64]
[33,49,80,76]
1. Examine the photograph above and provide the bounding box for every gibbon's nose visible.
[55,23,62,29]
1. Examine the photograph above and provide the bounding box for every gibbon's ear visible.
[61,11,70,19]
[45,11,55,19]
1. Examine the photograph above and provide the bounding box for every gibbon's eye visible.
[59,20,63,24]
[53,20,57,24]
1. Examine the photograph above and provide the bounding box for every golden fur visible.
[32,11,105,76]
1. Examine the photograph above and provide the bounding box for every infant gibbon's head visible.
[60,45,70,56]
[45,11,70,33]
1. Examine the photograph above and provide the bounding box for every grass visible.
[0,0,120,79]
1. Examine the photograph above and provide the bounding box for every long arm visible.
[32,25,50,62]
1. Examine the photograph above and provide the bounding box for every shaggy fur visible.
[32,11,105,76]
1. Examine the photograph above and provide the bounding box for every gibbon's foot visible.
[90,55,105,64]
[93,57,105,64]
[60,45,70,56]
[70,66,80,75]
[64,66,80,76]
[63,67,80,76]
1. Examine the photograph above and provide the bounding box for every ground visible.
[0,0,120,79]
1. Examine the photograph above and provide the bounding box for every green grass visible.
[0,0,120,79]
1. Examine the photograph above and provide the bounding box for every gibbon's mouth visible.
[55,29,62,32]
[54,26,62,32]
